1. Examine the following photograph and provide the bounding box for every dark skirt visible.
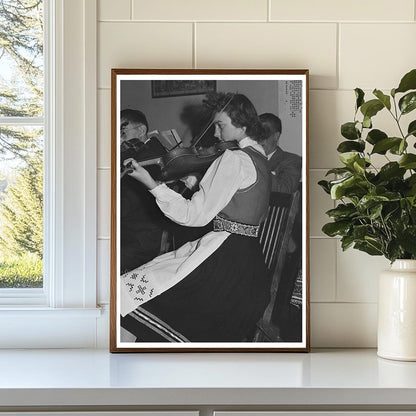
[121,233,270,342]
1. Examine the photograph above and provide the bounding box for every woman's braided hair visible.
[203,92,267,142]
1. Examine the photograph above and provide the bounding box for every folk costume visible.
[120,137,271,342]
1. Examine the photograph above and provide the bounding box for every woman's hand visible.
[123,158,159,190]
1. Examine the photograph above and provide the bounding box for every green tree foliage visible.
[0,0,43,284]
[0,153,43,257]
[0,0,43,161]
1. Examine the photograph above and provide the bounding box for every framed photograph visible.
[152,80,216,98]
[110,69,310,352]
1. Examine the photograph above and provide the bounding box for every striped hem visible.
[130,307,190,343]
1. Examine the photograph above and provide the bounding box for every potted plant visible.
[319,68,416,361]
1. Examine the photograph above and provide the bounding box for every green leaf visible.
[389,139,408,155]
[339,152,358,166]
[357,195,389,212]
[326,203,357,220]
[363,115,372,129]
[337,140,365,153]
[408,174,416,185]
[369,203,383,219]
[353,158,366,174]
[366,129,387,145]
[330,175,368,200]
[407,120,416,138]
[371,137,402,154]
[360,99,384,119]
[399,92,416,115]
[318,180,331,194]
[322,221,351,237]
[373,89,391,110]
[341,122,360,140]
[353,224,374,240]
[378,162,406,181]
[341,235,355,251]
[399,154,416,169]
[395,69,416,94]
[330,176,355,199]
[354,241,383,256]
[325,167,352,176]
[386,240,403,263]
[398,227,416,255]
[355,88,365,110]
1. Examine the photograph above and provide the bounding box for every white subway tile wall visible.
[309,170,334,237]
[97,0,416,347]
[98,90,111,168]
[310,239,336,302]
[99,0,131,20]
[98,22,193,88]
[196,23,337,89]
[132,0,268,21]
[270,0,414,22]
[97,169,111,239]
[340,24,416,90]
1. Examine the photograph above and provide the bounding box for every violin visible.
[120,138,143,153]
[121,140,240,182]
[121,94,236,182]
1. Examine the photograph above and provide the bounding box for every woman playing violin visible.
[120,92,272,343]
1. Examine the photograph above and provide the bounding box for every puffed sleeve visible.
[149,149,256,226]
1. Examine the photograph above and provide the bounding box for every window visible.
[0,0,44,291]
[0,0,100,348]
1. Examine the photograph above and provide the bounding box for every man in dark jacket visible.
[259,113,302,194]
[120,109,168,273]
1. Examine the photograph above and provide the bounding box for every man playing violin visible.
[120,109,170,274]
[121,109,166,163]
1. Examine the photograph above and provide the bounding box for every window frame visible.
[0,0,100,348]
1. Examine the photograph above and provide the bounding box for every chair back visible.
[254,190,301,341]
[259,191,300,278]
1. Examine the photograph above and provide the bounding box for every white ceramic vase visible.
[378,259,416,361]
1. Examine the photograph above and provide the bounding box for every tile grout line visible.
[334,229,339,303]
[98,19,415,24]
[193,22,197,69]
[336,22,340,90]
[267,0,271,22]
[130,0,133,20]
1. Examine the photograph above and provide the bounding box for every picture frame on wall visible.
[152,80,216,98]
[110,69,310,352]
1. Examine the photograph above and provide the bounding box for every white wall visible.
[120,80,289,149]
[96,0,416,347]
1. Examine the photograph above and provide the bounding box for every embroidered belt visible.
[213,215,259,237]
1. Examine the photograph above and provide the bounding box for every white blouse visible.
[120,138,265,317]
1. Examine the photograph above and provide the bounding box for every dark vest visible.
[218,147,271,225]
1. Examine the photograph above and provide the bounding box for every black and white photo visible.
[110,69,309,352]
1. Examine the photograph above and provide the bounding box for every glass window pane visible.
[0,126,43,289]
[0,0,44,117]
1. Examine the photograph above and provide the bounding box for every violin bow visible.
[192,93,235,148]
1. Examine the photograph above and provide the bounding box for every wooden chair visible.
[253,190,301,342]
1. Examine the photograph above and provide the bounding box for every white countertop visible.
[0,348,416,408]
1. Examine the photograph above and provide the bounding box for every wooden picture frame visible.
[110,69,310,352]
[151,80,216,98]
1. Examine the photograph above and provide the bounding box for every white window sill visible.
[0,307,102,316]
[0,349,415,410]
[0,307,104,348]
